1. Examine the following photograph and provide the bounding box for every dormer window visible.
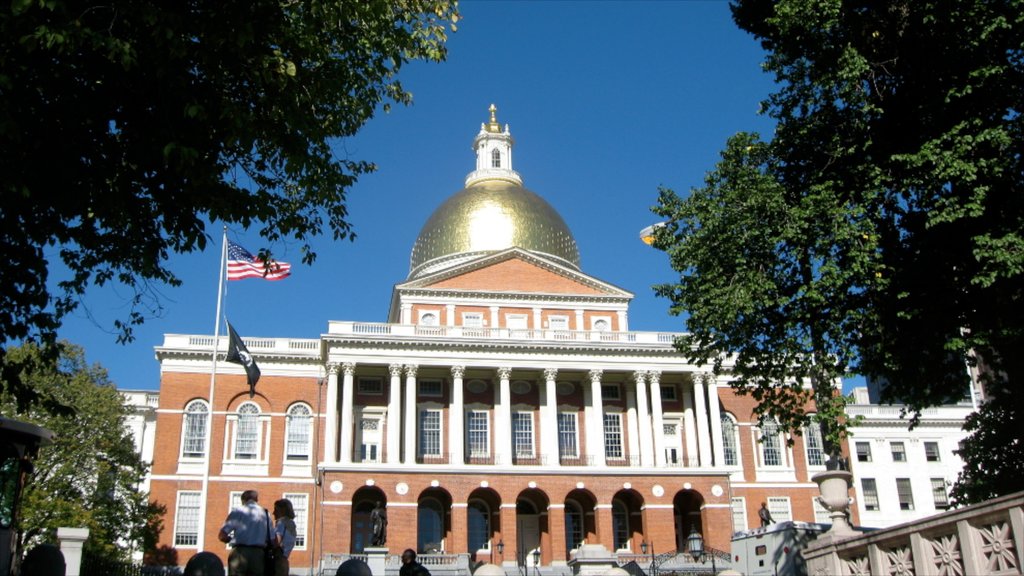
[491,149,501,168]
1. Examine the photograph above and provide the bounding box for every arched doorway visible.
[611,489,644,552]
[351,486,387,553]
[516,490,549,567]
[417,487,452,553]
[467,487,501,564]
[673,490,705,551]
[564,489,597,559]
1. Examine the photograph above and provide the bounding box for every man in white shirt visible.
[219,490,270,576]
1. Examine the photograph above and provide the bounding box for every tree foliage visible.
[653,0,1023,495]
[0,0,459,352]
[0,342,163,559]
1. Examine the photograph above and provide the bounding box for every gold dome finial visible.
[487,104,501,133]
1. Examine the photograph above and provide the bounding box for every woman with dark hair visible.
[272,499,297,575]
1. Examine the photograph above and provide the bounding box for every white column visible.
[649,371,666,467]
[626,379,640,463]
[533,307,543,331]
[707,375,724,467]
[490,306,500,331]
[403,365,418,464]
[542,368,559,466]
[446,304,456,326]
[401,303,412,324]
[339,362,356,464]
[57,527,89,576]
[587,369,605,466]
[634,371,654,467]
[693,376,712,467]
[325,363,340,464]
[450,366,465,466]
[617,310,628,332]
[575,309,585,331]
[682,379,698,467]
[495,367,512,465]
[387,364,402,464]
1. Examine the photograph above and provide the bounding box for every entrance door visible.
[517,515,540,567]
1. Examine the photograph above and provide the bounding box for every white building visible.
[846,386,972,529]
[121,389,159,495]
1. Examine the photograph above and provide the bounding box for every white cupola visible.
[464,104,523,187]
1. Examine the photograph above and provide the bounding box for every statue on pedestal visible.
[371,501,388,546]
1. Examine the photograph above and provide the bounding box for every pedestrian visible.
[758,501,774,527]
[273,498,297,576]
[399,549,431,576]
[218,489,271,576]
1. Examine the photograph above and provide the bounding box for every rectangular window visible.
[766,497,792,523]
[419,410,441,457]
[931,478,950,510]
[283,493,308,549]
[812,498,831,524]
[506,314,528,330]
[467,411,489,457]
[760,422,783,466]
[181,406,208,459]
[418,379,443,397]
[358,377,383,395]
[891,441,907,462]
[861,478,880,511]
[558,412,579,458]
[601,384,621,400]
[805,421,826,467]
[174,491,202,547]
[660,385,678,402]
[285,407,312,461]
[896,478,915,510]
[856,442,872,462]
[731,497,747,532]
[462,312,484,327]
[513,412,534,458]
[603,413,624,459]
[924,441,941,462]
[548,316,569,330]
[360,443,378,463]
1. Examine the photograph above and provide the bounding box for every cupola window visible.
[491,149,501,168]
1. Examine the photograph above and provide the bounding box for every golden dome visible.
[409,179,580,279]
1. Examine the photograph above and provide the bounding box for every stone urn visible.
[811,469,856,536]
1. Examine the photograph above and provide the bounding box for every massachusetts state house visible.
[148,106,843,574]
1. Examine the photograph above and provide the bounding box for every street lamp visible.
[532,548,541,573]
[686,529,717,574]
[641,540,656,576]
[496,539,503,564]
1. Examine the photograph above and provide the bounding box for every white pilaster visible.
[325,363,340,464]
[400,303,412,325]
[626,379,640,463]
[496,367,512,465]
[446,304,456,326]
[588,369,605,467]
[617,310,628,332]
[450,366,465,466]
[542,368,559,466]
[634,371,654,467]
[490,306,500,331]
[693,376,712,467]
[707,376,724,467]
[533,308,543,331]
[575,309,585,331]
[682,379,698,467]
[339,362,356,464]
[387,364,402,464]
[649,371,666,467]
[403,365,418,464]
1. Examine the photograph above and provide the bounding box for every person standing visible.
[758,501,774,528]
[272,499,297,576]
[219,490,271,576]
[399,549,431,576]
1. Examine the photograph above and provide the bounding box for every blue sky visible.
[54,1,808,391]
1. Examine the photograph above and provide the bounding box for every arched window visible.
[611,500,629,551]
[720,412,739,466]
[467,500,490,552]
[491,149,501,168]
[759,419,783,466]
[564,500,584,551]
[235,402,261,460]
[181,400,208,459]
[804,415,826,467]
[418,498,444,553]
[285,404,312,461]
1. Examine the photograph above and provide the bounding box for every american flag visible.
[227,240,291,281]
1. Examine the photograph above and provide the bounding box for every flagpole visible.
[199,226,229,549]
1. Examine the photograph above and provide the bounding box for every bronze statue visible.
[371,501,388,546]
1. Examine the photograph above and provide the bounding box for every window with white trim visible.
[462,312,483,327]
[181,400,208,459]
[592,317,611,332]
[931,478,950,510]
[721,413,739,466]
[468,500,490,552]
[924,441,941,462]
[896,478,915,510]
[603,412,624,459]
[419,409,442,457]
[513,412,534,458]
[419,379,443,397]
[558,412,579,458]
[173,491,202,547]
[548,315,569,330]
[804,416,826,467]
[358,377,383,395]
[419,311,439,326]
[759,419,783,466]
[601,384,621,400]
[812,497,831,524]
[660,384,678,402]
[855,441,872,462]
[565,500,584,550]
[467,411,489,457]
[731,497,747,532]
[285,404,312,461]
[612,500,629,550]
[283,493,308,548]
[491,149,501,168]
[766,497,792,523]
[506,314,528,330]
[891,441,907,462]
[861,478,879,511]
[234,402,261,460]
